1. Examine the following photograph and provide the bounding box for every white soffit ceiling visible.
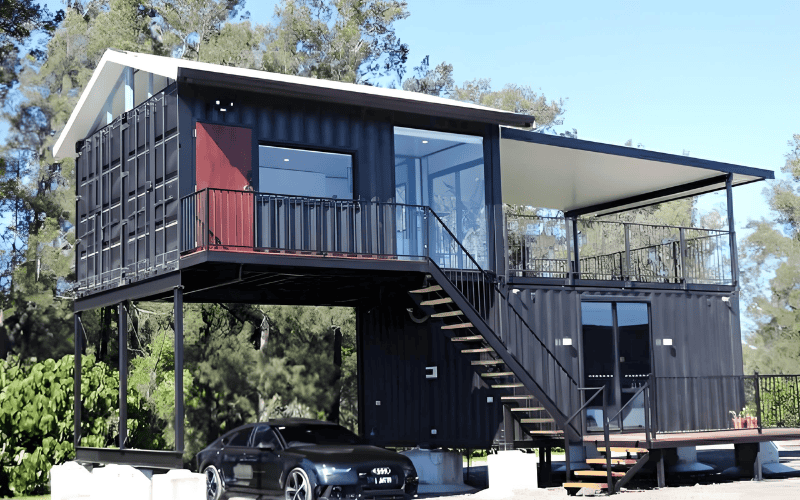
[499,132,771,216]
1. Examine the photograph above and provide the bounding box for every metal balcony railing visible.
[506,214,734,285]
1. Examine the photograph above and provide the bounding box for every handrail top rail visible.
[507,212,729,234]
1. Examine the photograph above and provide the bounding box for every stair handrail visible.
[606,376,654,449]
[424,206,581,435]
[564,386,613,494]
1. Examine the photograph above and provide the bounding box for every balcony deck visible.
[584,427,800,449]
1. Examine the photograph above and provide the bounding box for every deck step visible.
[510,407,545,412]
[491,383,524,389]
[472,359,504,366]
[529,430,563,435]
[442,322,473,330]
[587,458,638,465]
[574,470,625,478]
[596,447,649,454]
[431,310,463,318]
[451,335,483,342]
[501,395,534,400]
[409,285,442,294]
[563,482,608,490]
[421,297,453,306]
[480,372,514,378]
[520,418,555,424]
[462,347,494,354]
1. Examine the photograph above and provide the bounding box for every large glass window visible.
[393,127,487,267]
[258,145,352,199]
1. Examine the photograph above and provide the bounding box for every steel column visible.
[74,312,82,448]
[174,286,184,452]
[726,174,739,286]
[118,303,128,448]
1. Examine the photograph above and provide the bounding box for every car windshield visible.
[277,424,364,447]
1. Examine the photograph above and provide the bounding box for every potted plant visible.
[729,409,744,429]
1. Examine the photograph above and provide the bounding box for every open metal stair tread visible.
[587,458,638,465]
[491,382,524,388]
[529,430,563,434]
[574,470,626,478]
[480,371,514,378]
[501,395,535,400]
[451,335,483,342]
[510,407,545,412]
[519,418,555,424]
[462,347,494,353]
[431,310,463,318]
[596,447,649,454]
[472,359,504,366]
[421,297,453,306]
[563,482,608,490]
[442,322,473,330]
[409,285,442,293]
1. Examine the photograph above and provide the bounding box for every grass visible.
[2,497,50,500]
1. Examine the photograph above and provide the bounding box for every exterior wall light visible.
[214,99,234,113]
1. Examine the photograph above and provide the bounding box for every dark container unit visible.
[75,86,180,297]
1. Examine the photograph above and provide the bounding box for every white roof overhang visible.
[54,50,533,160]
[499,128,774,217]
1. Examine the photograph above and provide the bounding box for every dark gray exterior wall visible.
[357,289,503,448]
[506,286,744,433]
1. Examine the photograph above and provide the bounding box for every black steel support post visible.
[623,223,631,280]
[656,450,666,488]
[603,388,613,494]
[74,312,82,448]
[726,174,739,286]
[754,372,762,434]
[174,286,184,452]
[565,217,574,286]
[119,303,128,448]
[678,227,688,288]
[571,218,581,279]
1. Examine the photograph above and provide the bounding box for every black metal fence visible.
[651,374,800,433]
[506,213,733,285]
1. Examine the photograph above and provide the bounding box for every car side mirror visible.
[221,437,230,446]
[257,441,275,451]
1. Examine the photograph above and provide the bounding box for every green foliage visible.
[758,379,800,428]
[0,355,120,496]
[742,134,800,374]
[402,56,454,97]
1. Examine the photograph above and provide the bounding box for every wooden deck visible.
[584,427,800,449]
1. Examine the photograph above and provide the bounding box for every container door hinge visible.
[193,128,196,137]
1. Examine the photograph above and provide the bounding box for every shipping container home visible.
[55,50,796,490]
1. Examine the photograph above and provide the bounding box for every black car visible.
[196,418,419,500]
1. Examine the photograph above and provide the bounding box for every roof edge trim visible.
[178,67,535,127]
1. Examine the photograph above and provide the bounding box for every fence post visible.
[754,371,762,434]
[679,227,688,288]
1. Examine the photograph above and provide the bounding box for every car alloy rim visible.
[286,470,308,500]
[206,468,218,499]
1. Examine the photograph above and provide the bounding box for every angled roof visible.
[500,128,774,216]
[53,50,534,159]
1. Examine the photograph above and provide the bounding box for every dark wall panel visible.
[76,86,179,297]
[357,290,502,448]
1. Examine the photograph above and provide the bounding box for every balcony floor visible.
[584,427,800,449]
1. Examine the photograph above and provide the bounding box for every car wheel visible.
[205,465,225,500]
[285,467,313,500]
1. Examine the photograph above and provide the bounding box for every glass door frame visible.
[579,297,654,434]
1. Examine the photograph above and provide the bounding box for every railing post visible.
[726,173,739,287]
[205,188,210,256]
[649,372,658,437]
[644,384,652,449]
[679,227,688,287]
[572,218,581,280]
[565,217,575,285]
[754,371,762,434]
[564,434,571,487]
[424,209,429,260]
[603,387,613,493]
[624,223,631,280]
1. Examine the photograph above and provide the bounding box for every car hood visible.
[286,444,414,468]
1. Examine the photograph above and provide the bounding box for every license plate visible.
[378,477,392,485]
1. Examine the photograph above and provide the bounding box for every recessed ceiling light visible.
[284,158,290,162]
[422,140,428,144]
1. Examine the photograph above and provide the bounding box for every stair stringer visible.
[425,263,581,442]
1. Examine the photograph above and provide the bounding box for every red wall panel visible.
[196,123,254,249]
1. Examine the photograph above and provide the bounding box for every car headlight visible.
[317,464,352,479]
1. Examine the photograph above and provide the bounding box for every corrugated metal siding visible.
[357,290,502,448]
[506,287,743,433]
[75,86,180,297]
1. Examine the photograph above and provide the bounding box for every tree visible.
[741,134,800,374]
[262,0,410,85]
[152,0,245,60]
[402,55,454,96]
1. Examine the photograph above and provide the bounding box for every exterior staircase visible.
[408,273,569,443]
[564,446,650,495]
